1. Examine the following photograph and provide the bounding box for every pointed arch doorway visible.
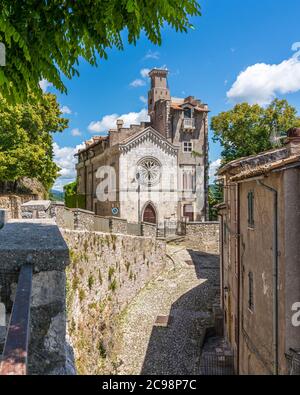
[142,202,157,224]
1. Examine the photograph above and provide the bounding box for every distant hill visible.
[50,189,65,202]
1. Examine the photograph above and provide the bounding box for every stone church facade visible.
[76,69,209,227]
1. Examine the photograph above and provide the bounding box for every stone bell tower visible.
[148,69,171,120]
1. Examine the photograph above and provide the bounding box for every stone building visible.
[217,128,300,375]
[76,69,209,227]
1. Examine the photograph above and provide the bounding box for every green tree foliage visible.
[64,180,86,209]
[64,180,77,198]
[211,99,300,164]
[0,93,68,190]
[0,1,201,102]
[208,182,223,221]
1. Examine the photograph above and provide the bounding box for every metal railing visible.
[0,264,33,375]
[199,351,235,375]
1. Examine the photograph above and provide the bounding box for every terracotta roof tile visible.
[229,155,300,182]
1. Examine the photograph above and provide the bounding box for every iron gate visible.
[199,352,235,375]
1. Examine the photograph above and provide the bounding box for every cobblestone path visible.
[113,244,220,375]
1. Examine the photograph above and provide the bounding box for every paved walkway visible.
[113,244,220,375]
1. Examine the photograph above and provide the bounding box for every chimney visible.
[116,119,124,131]
[286,127,300,155]
[184,96,195,104]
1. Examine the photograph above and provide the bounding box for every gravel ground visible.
[112,244,220,375]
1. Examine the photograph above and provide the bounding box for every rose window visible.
[136,158,161,187]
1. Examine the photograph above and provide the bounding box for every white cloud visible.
[227,42,300,105]
[130,79,146,88]
[209,159,222,182]
[144,50,160,60]
[139,95,148,104]
[53,142,85,191]
[88,109,150,133]
[60,105,72,115]
[39,79,52,92]
[71,128,82,137]
[140,68,150,78]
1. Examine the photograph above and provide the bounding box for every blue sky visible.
[48,0,300,190]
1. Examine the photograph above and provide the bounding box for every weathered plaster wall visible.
[184,222,220,254]
[220,170,297,375]
[62,229,167,374]
[238,175,286,375]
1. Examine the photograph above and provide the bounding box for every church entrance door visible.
[143,203,157,224]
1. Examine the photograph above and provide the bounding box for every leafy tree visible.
[211,99,300,164]
[64,181,77,198]
[208,182,223,221]
[0,93,68,190]
[0,1,201,102]
[64,180,86,209]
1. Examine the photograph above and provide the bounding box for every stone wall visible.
[0,219,71,375]
[110,217,128,234]
[21,200,51,219]
[62,229,167,374]
[51,202,75,230]
[53,203,158,238]
[0,194,37,219]
[142,222,157,238]
[74,209,95,231]
[184,222,220,254]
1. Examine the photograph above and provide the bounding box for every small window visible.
[184,107,192,118]
[183,142,193,152]
[247,191,254,227]
[248,272,254,311]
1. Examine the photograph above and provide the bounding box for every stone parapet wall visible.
[184,222,220,254]
[0,220,71,375]
[50,202,74,229]
[62,229,167,374]
[110,217,128,234]
[0,194,37,219]
[21,200,51,219]
[53,203,158,238]
[73,209,95,231]
[142,222,157,238]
